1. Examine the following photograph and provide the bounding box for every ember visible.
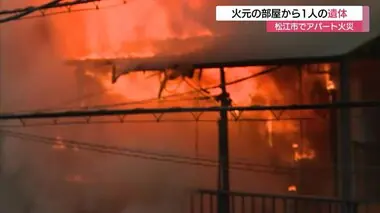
[288,185,297,192]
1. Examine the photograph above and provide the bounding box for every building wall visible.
[351,59,380,200]
[294,60,380,200]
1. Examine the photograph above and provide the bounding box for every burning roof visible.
[59,0,380,77]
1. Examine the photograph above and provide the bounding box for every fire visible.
[48,0,213,58]
[46,0,290,111]
[80,51,155,60]
[200,67,262,106]
[326,80,336,91]
[294,150,316,161]
[292,141,316,161]
[85,66,307,154]
[288,185,297,192]
[320,64,336,91]
[84,67,264,106]
[41,0,318,170]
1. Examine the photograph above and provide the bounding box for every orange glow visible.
[43,0,318,167]
[288,185,297,192]
[294,149,316,161]
[52,136,66,150]
[326,80,336,91]
[84,67,264,105]
[85,66,307,154]
[48,0,213,59]
[189,0,203,9]
[65,174,84,183]
[320,64,336,91]
[292,139,316,161]
[266,120,273,147]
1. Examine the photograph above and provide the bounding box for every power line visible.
[0,129,297,175]
[104,66,281,107]
[91,66,281,109]
[6,88,111,114]
[0,117,319,128]
[0,0,102,23]
[0,129,273,168]
[0,101,379,121]
[1,60,273,117]
[60,96,212,111]
[22,0,126,21]
[1,0,75,15]
[15,66,280,114]
[5,95,211,116]
[3,129,380,174]
[0,0,62,15]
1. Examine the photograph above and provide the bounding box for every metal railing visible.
[190,190,358,213]
[357,201,380,213]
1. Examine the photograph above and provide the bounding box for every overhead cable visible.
[0,0,110,24]
[0,129,296,175]
[4,129,380,173]
[1,101,380,121]
[10,66,279,114]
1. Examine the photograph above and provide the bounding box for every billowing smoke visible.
[0,3,200,213]
[0,13,198,212]
[0,2,79,212]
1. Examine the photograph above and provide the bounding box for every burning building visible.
[1,0,380,213]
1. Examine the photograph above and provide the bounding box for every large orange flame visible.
[47,0,213,58]
[25,0,319,166]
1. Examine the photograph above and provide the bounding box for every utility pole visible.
[216,67,231,213]
[0,0,3,175]
[338,59,355,213]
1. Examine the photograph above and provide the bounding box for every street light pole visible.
[0,0,3,175]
